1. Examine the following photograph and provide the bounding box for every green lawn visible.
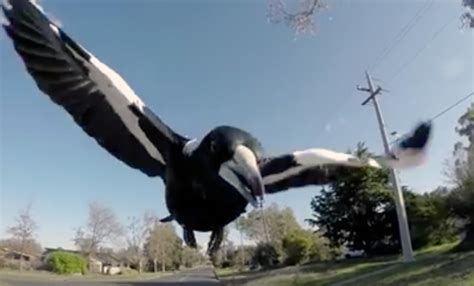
[0,269,168,282]
[219,242,474,286]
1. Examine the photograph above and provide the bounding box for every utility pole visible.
[357,71,414,262]
[259,202,271,245]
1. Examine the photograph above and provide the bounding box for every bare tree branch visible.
[267,0,327,35]
[6,203,38,271]
[73,202,123,261]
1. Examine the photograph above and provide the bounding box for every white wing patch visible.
[263,165,306,185]
[263,149,381,186]
[89,56,145,111]
[293,149,381,168]
[86,56,163,163]
[48,22,164,164]
[182,138,200,156]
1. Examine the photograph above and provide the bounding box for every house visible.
[40,247,124,275]
[91,252,122,275]
[1,247,37,262]
[0,247,39,270]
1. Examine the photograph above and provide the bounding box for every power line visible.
[388,13,458,82]
[369,0,434,71]
[430,92,473,121]
[389,92,474,145]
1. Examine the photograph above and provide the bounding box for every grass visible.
[219,242,474,286]
[0,269,169,282]
[215,267,245,277]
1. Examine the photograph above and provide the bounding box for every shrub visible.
[282,230,333,265]
[282,230,312,265]
[251,243,279,268]
[47,251,86,274]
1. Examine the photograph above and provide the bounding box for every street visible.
[0,267,221,286]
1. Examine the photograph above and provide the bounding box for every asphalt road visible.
[1,267,221,286]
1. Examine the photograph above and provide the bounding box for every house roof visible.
[1,247,38,258]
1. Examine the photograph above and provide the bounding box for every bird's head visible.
[193,126,264,207]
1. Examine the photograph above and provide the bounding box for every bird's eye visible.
[210,140,217,153]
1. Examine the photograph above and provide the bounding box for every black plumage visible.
[2,0,432,254]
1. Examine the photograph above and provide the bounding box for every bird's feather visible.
[260,122,432,194]
[2,0,184,178]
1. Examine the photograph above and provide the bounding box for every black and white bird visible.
[2,0,432,254]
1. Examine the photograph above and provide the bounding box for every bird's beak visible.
[219,145,264,207]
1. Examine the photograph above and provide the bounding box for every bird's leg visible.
[207,228,224,255]
[160,214,174,223]
[183,228,197,248]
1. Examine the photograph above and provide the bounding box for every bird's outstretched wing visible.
[259,122,432,194]
[2,0,186,178]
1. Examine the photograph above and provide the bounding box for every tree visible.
[308,143,459,256]
[230,245,255,269]
[282,229,313,265]
[404,187,457,249]
[282,229,331,265]
[251,243,279,268]
[181,246,206,268]
[73,202,123,267]
[124,212,156,273]
[0,238,42,257]
[267,0,326,35]
[210,227,234,268]
[144,223,182,272]
[235,203,300,253]
[6,203,39,271]
[447,104,474,248]
[307,144,401,256]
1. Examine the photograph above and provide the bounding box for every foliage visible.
[47,251,86,274]
[307,144,398,256]
[181,246,206,268]
[281,229,332,265]
[73,202,123,260]
[308,143,457,256]
[235,204,300,253]
[251,243,279,268]
[211,232,235,268]
[447,103,474,249]
[282,229,313,265]
[404,187,458,249]
[144,223,182,272]
[124,212,157,273]
[231,245,256,268]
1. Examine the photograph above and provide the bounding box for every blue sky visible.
[0,0,472,249]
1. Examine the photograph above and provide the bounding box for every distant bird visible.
[2,0,432,254]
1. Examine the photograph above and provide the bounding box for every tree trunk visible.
[161,246,166,272]
[161,253,166,272]
[138,259,142,274]
[153,259,157,273]
[19,255,23,272]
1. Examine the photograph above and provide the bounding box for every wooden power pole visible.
[357,71,415,262]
